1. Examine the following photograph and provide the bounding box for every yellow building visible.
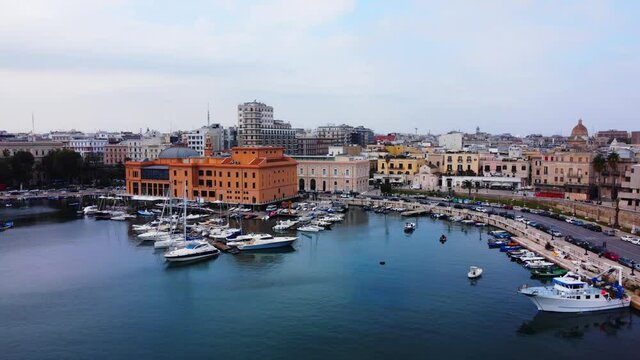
[377,157,425,176]
[442,152,479,175]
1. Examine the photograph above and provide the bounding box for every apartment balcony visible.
[618,191,640,200]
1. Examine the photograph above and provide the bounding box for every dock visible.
[210,240,238,254]
[400,209,430,217]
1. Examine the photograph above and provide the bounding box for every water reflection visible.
[518,310,634,339]
[232,247,294,267]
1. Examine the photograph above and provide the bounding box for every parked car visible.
[621,235,635,242]
[602,251,620,261]
[504,204,513,210]
[602,229,616,236]
[549,229,563,237]
[618,257,635,268]
[583,223,602,232]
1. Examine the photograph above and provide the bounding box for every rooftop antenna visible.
[415,127,418,135]
[31,112,35,133]
[207,103,210,126]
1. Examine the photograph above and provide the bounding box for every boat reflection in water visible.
[518,310,633,339]
[233,247,296,266]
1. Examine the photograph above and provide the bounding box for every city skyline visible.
[1,1,639,134]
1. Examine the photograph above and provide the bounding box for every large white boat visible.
[231,234,297,251]
[518,270,631,313]
[272,219,298,231]
[137,230,172,241]
[164,240,220,262]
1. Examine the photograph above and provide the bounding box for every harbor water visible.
[1,202,638,359]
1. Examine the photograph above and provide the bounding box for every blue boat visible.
[487,239,507,248]
[137,210,154,217]
[0,221,14,231]
[500,245,523,252]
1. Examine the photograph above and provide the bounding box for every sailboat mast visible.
[183,184,187,239]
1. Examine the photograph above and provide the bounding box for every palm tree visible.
[462,180,473,196]
[592,153,606,201]
[607,151,620,200]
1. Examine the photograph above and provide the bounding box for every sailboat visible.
[164,185,219,262]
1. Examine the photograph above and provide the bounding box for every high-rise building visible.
[237,101,299,154]
[185,124,224,156]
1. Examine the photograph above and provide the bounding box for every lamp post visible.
[631,261,635,276]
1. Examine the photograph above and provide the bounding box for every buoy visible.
[379,261,386,265]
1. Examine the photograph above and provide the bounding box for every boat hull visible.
[164,250,220,262]
[519,287,631,313]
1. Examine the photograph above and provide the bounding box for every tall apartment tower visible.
[237,101,298,153]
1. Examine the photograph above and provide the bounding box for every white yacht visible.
[229,234,297,250]
[519,270,631,313]
[404,222,416,233]
[468,266,483,279]
[272,219,298,231]
[137,230,172,241]
[83,205,99,215]
[164,240,220,262]
[524,260,555,269]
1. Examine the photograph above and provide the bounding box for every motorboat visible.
[227,233,272,244]
[83,205,99,215]
[524,260,555,269]
[404,222,416,233]
[311,220,332,227]
[530,267,569,279]
[519,269,631,312]
[272,219,298,231]
[154,235,201,249]
[164,240,220,263]
[137,209,155,217]
[468,266,483,279]
[297,225,323,232]
[137,230,172,241]
[230,235,297,250]
[439,234,447,243]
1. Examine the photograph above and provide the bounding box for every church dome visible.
[570,119,588,138]
[157,146,199,159]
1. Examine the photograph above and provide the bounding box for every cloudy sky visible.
[0,0,638,135]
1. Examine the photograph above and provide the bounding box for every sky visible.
[0,0,639,136]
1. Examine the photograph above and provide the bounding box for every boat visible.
[439,234,447,243]
[531,267,569,279]
[137,230,172,241]
[461,219,476,225]
[523,260,555,269]
[468,266,483,279]
[231,235,297,250]
[487,239,508,248]
[499,245,523,252]
[518,269,631,313]
[137,209,155,217]
[0,221,14,231]
[272,219,298,231]
[82,205,99,215]
[163,240,220,262]
[297,225,323,232]
[404,222,416,233]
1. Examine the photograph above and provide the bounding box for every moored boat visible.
[468,266,483,279]
[164,240,220,262]
[404,222,416,233]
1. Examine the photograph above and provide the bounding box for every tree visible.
[42,150,83,185]
[0,158,11,184]
[592,153,606,201]
[380,180,393,195]
[462,180,473,196]
[607,151,620,200]
[9,151,35,187]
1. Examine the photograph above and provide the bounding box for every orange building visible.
[125,146,298,205]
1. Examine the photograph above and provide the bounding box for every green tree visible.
[0,158,11,184]
[607,151,620,200]
[592,153,606,201]
[380,180,392,195]
[462,180,473,196]
[9,151,35,187]
[42,149,83,184]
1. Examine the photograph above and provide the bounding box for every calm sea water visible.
[1,202,638,360]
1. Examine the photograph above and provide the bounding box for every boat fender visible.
[600,290,606,296]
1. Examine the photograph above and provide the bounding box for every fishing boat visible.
[163,240,220,263]
[518,269,631,312]
[404,222,416,233]
[297,225,323,232]
[468,266,483,279]
[230,234,297,250]
[530,267,569,279]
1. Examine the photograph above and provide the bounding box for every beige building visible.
[377,157,425,176]
[620,164,640,211]
[442,152,479,175]
[415,165,441,191]
[0,141,64,159]
[479,154,530,185]
[294,155,370,193]
[531,151,594,200]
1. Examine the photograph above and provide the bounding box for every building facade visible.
[442,152,479,175]
[0,141,64,159]
[185,124,224,155]
[67,138,108,159]
[619,164,640,211]
[293,155,370,193]
[126,146,297,205]
[438,132,463,151]
[531,151,594,200]
[237,101,298,153]
[295,136,332,156]
[479,154,530,185]
[103,143,127,165]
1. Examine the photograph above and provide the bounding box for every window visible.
[198,170,204,176]
[206,170,212,176]
[206,180,212,187]
[345,169,350,176]
[199,180,204,186]
[300,168,304,175]
[333,169,338,176]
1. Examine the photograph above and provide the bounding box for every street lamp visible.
[632,261,635,276]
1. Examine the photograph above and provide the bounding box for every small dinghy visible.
[468,266,483,279]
